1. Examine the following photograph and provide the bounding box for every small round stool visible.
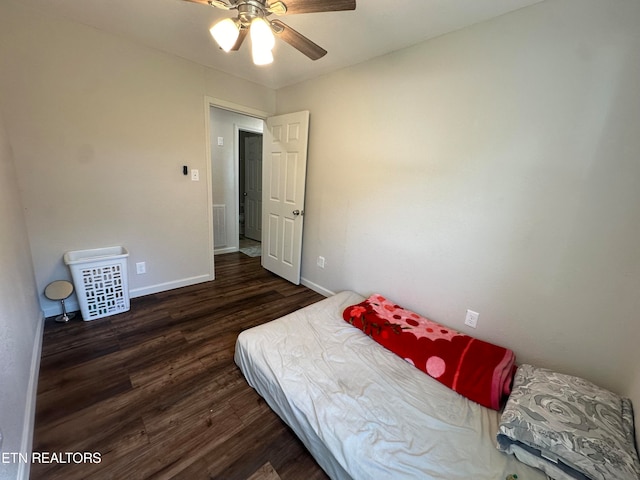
[45,280,76,323]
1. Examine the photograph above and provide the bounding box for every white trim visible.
[129,274,212,298]
[234,122,264,249]
[214,246,238,255]
[42,300,78,318]
[18,312,45,480]
[208,97,269,119]
[203,97,216,282]
[300,277,334,298]
[43,274,213,316]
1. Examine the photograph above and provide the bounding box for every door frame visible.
[204,96,269,279]
[236,125,264,242]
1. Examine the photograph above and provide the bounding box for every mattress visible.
[234,291,548,480]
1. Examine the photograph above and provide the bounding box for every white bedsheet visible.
[234,291,548,480]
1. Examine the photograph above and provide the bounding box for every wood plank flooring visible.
[32,253,330,480]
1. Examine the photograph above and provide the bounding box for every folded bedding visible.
[497,364,640,480]
[343,293,516,410]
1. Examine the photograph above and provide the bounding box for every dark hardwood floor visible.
[32,252,330,480]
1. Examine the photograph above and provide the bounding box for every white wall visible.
[0,1,275,314]
[0,107,43,479]
[277,0,640,403]
[210,107,263,253]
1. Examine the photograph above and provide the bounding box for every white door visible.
[243,134,262,241]
[261,111,309,284]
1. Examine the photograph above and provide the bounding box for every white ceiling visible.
[18,0,544,90]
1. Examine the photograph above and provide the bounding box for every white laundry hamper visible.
[64,246,130,321]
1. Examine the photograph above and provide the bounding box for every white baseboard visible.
[18,311,44,480]
[42,275,215,317]
[129,274,213,298]
[42,300,77,318]
[300,277,335,298]
[47,274,326,316]
[214,246,237,255]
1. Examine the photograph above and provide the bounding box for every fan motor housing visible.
[238,1,267,26]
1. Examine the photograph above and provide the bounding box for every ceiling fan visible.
[184,0,356,65]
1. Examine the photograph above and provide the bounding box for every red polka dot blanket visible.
[343,294,516,410]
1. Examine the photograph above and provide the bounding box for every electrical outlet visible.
[465,309,479,328]
[317,256,325,268]
[191,169,199,181]
[136,262,146,274]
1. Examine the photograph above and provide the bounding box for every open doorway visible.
[209,104,264,258]
[238,129,263,258]
[205,100,310,285]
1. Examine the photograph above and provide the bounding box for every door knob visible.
[292,209,300,216]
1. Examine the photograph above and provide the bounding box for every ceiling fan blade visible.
[271,20,327,60]
[269,0,355,15]
[230,27,248,51]
[182,0,235,9]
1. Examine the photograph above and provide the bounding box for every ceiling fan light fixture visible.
[210,17,240,52]
[252,44,274,65]
[189,0,356,63]
[250,17,275,51]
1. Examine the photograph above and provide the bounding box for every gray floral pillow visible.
[497,364,640,480]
